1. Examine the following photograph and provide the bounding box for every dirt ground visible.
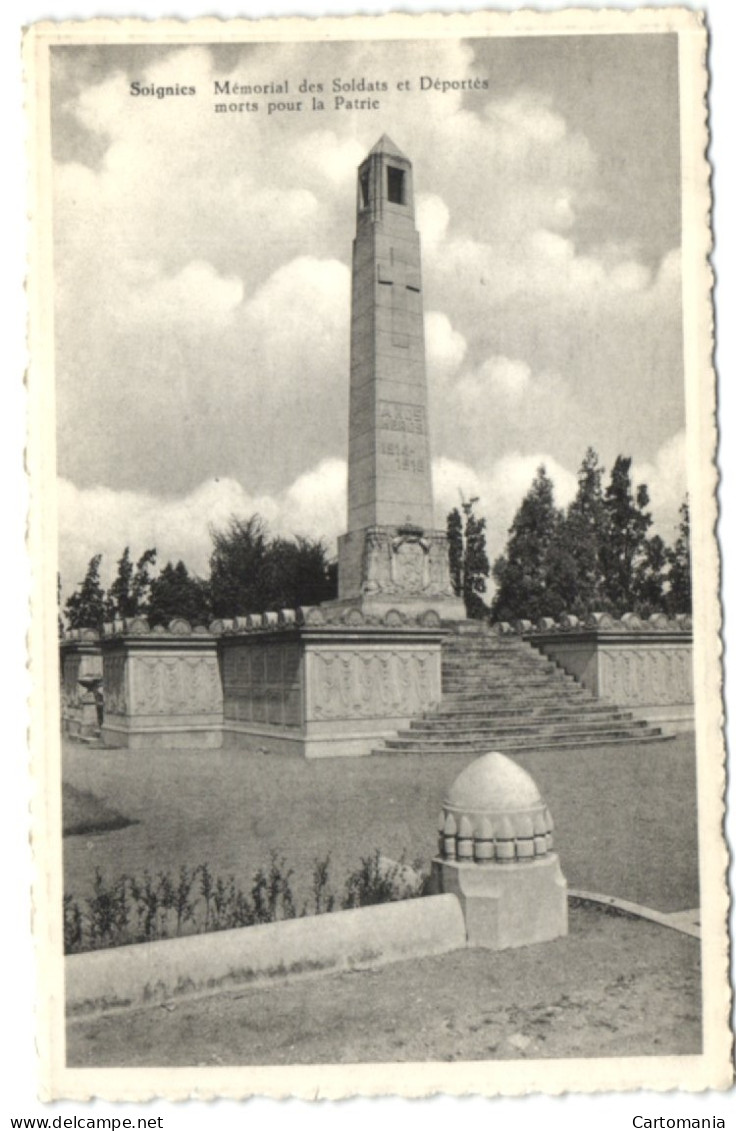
[66,903,701,1066]
[62,733,698,915]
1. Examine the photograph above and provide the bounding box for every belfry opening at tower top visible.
[332,136,465,621]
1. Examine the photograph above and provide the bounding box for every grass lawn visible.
[62,782,136,837]
[62,732,698,915]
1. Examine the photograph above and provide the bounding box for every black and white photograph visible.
[23,7,730,1101]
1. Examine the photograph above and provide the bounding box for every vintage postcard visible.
[25,7,731,1101]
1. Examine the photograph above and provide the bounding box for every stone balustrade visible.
[62,606,448,756]
[491,610,692,636]
[520,611,693,730]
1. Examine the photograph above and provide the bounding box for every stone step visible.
[409,710,641,733]
[441,658,572,672]
[374,730,672,757]
[419,703,633,723]
[381,726,666,755]
[439,688,591,706]
[442,673,578,689]
[432,711,605,727]
[442,657,554,666]
[388,718,653,746]
[403,628,672,756]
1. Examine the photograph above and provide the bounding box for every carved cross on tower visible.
[377,251,421,349]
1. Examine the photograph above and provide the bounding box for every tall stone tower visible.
[336,136,465,620]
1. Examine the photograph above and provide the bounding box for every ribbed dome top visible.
[438,752,554,864]
[445,752,543,814]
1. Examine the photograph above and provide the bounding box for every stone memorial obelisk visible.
[336,136,465,621]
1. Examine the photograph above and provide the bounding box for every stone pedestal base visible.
[324,593,466,624]
[100,722,223,751]
[430,855,568,950]
[78,696,101,739]
[337,524,466,622]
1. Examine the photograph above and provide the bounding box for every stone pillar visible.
[335,135,464,622]
[59,632,102,738]
[431,751,568,949]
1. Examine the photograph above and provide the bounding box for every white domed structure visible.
[431,750,568,950]
[439,752,554,864]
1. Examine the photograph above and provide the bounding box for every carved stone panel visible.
[598,644,693,706]
[103,654,128,717]
[310,647,440,721]
[62,654,82,709]
[391,536,429,593]
[129,654,222,716]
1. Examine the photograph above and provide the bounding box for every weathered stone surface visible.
[59,638,103,738]
[220,625,444,758]
[432,854,568,950]
[334,138,464,621]
[168,617,192,636]
[100,635,223,750]
[440,752,553,861]
[529,626,694,730]
[66,894,467,1013]
[431,751,567,949]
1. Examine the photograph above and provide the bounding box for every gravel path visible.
[66,903,701,1066]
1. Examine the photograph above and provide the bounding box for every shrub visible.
[63,849,428,955]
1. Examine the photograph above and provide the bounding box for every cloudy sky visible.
[51,32,686,597]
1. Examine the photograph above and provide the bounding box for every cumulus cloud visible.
[456,356,532,408]
[113,259,244,330]
[425,311,467,375]
[633,430,688,541]
[416,194,450,249]
[58,458,349,601]
[52,36,685,590]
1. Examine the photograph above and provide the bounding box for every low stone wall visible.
[59,633,102,738]
[66,894,467,1015]
[219,608,444,758]
[525,612,693,730]
[100,620,223,750]
[75,606,445,755]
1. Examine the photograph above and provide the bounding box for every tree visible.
[266,535,337,610]
[560,447,608,614]
[446,498,490,619]
[491,466,563,623]
[107,547,157,620]
[666,498,692,614]
[209,515,269,618]
[107,548,134,619]
[57,573,65,639]
[64,554,109,632]
[131,548,157,612]
[148,561,211,628]
[446,506,464,599]
[600,456,654,613]
[634,533,668,614]
[209,514,337,617]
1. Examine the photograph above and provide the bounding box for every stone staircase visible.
[376,624,672,756]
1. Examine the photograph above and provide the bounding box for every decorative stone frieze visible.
[100,629,223,750]
[525,613,694,730]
